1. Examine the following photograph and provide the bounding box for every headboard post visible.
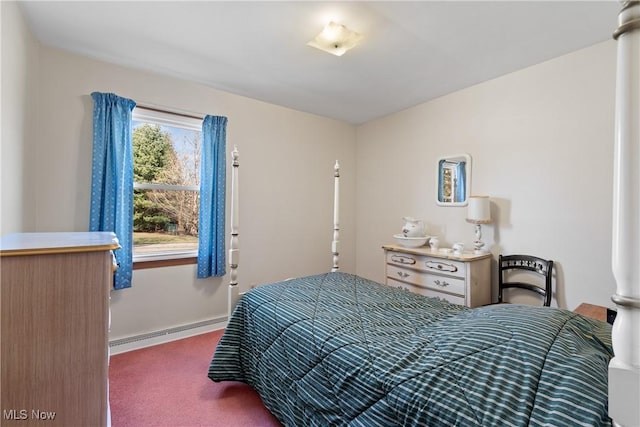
[227,145,240,318]
[332,160,340,272]
[609,2,640,425]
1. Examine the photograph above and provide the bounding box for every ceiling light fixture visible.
[307,21,363,57]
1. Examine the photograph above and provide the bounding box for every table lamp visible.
[466,195,492,253]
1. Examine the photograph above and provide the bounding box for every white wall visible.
[0,1,38,234]
[4,2,619,341]
[29,46,356,340]
[355,41,617,310]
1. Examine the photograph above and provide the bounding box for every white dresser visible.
[382,244,492,307]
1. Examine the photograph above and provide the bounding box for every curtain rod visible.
[135,104,204,121]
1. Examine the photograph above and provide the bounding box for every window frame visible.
[131,106,203,267]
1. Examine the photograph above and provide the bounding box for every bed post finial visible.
[228,145,240,318]
[332,160,340,272]
[610,2,640,426]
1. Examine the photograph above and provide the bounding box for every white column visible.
[610,2,640,426]
[228,146,240,318]
[332,161,340,272]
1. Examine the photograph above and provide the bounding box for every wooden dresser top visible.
[383,244,492,262]
[0,232,120,256]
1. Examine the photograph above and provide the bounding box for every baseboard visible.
[109,316,227,355]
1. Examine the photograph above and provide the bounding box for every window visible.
[132,107,202,261]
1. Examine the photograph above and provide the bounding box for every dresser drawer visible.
[421,258,465,278]
[386,252,465,279]
[387,278,466,305]
[387,265,465,296]
[383,245,491,308]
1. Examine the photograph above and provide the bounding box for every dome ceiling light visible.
[307,21,363,57]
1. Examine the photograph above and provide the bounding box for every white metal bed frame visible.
[226,3,640,424]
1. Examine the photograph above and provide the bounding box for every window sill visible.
[133,252,197,270]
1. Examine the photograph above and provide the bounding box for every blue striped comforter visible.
[208,272,612,426]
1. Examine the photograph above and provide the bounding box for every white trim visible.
[132,250,197,263]
[132,106,202,131]
[108,317,226,355]
[133,182,199,192]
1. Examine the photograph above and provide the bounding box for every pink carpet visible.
[109,330,281,427]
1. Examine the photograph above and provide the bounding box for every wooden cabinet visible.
[1,232,119,427]
[383,244,491,307]
[574,303,608,322]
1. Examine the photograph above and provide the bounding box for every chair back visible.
[498,254,554,307]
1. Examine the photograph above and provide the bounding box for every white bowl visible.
[393,234,428,248]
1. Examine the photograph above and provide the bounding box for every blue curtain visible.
[455,161,466,203]
[198,115,228,278]
[89,92,136,290]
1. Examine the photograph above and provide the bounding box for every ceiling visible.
[19,1,620,124]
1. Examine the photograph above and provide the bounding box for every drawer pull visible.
[425,261,458,273]
[111,252,119,273]
[391,255,417,265]
[396,271,410,279]
[433,279,450,287]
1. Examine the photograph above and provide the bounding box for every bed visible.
[210,272,612,425]
[209,5,640,426]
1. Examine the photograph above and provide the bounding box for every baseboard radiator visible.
[109,316,227,355]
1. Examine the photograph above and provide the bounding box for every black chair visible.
[498,254,554,307]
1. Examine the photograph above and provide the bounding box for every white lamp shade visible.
[467,196,491,223]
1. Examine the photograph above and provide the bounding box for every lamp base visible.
[471,224,488,253]
[473,240,488,253]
